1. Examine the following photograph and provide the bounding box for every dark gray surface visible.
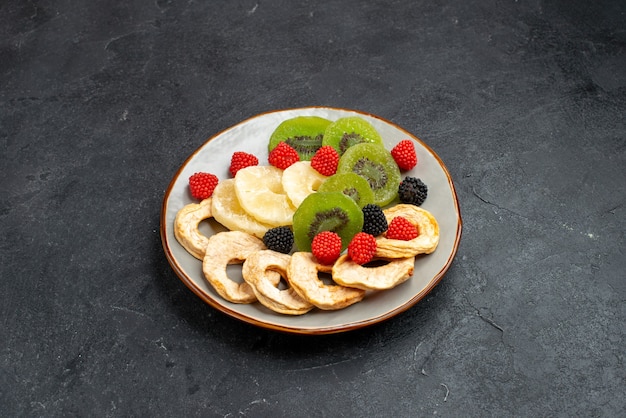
[2,0,624,416]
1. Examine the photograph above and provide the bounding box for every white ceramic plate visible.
[160,107,462,334]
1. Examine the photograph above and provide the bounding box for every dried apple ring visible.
[174,198,213,260]
[242,250,314,315]
[332,254,415,290]
[202,231,265,303]
[375,204,440,258]
[287,252,366,310]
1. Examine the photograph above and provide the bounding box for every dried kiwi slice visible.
[337,143,401,207]
[268,116,332,161]
[322,116,384,155]
[317,172,375,208]
[292,192,364,252]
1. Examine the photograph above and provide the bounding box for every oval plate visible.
[160,107,462,334]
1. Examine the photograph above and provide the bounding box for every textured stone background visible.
[2,0,624,416]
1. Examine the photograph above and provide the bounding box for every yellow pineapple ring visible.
[242,250,314,315]
[211,179,273,238]
[332,255,415,290]
[174,198,213,260]
[281,161,328,207]
[234,165,296,226]
[202,231,265,304]
[375,204,440,258]
[287,252,366,310]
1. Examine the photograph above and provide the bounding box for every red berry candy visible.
[311,231,342,265]
[391,139,418,171]
[310,145,339,176]
[188,172,219,200]
[386,216,419,241]
[268,142,299,170]
[229,151,259,176]
[347,232,377,265]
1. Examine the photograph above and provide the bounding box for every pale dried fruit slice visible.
[242,250,314,315]
[234,165,296,226]
[174,198,213,260]
[375,204,440,258]
[211,179,273,238]
[287,252,366,310]
[202,231,265,303]
[281,161,328,208]
[332,255,415,290]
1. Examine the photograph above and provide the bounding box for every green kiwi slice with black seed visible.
[292,192,364,252]
[317,172,375,208]
[337,143,401,207]
[268,116,332,161]
[322,116,384,155]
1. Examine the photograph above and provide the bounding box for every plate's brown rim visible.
[159,106,463,335]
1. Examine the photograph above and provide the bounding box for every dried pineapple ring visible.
[332,254,415,290]
[174,198,213,260]
[287,252,366,310]
[375,204,440,258]
[242,250,314,315]
[234,165,296,226]
[202,231,265,304]
[211,179,273,238]
[281,161,328,207]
